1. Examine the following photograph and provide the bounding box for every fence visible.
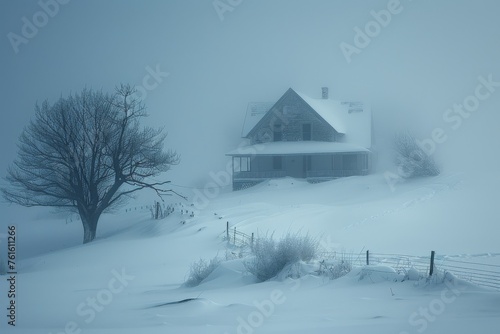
[360,251,434,275]
[352,251,500,291]
[226,222,254,247]
[435,255,500,291]
[123,202,193,218]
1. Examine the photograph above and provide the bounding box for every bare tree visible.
[2,85,181,243]
[394,131,440,178]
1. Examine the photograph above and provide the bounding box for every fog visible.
[1,0,500,220]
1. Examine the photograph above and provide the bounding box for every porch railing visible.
[233,169,369,181]
[233,171,287,180]
[306,169,369,178]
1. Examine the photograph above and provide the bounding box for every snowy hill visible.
[1,171,499,333]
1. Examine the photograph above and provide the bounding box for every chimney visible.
[321,87,328,99]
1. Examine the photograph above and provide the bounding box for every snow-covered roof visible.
[296,92,372,149]
[295,92,347,134]
[241,102,274,137]
[241,89,371,148]
[226,141,369,156]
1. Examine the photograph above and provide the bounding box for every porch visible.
[230,152,369,190]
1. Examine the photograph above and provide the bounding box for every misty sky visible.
[1,0,500,220]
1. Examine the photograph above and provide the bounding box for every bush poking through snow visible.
[246,232,318,282]
[394,131,440,178]
[318,259,352,280]
[184,256,222,287]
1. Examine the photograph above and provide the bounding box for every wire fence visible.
[435,256,500,291]
[350,251,500,291]
[366,253,432,276]
[226,223,254,247]
[278,244,500,291]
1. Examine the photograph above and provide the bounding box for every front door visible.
[285,156,305,178]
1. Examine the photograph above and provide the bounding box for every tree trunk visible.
[81,215,98,244]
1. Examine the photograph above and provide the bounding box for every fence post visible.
[233,227,236,245]
[429,250,435,276]
[366,250,369,265]
[226,221,229,242]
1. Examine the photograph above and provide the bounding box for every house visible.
[226,87,372,190]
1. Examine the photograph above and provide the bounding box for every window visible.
[234,157,251,172]
[302,124,311,141]
[273,123,282,142]
[273,156,282,170]
[241,157,251,171]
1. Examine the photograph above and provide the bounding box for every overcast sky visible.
[1,0,500,220]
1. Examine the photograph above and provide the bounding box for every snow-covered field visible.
[1,171,499,333]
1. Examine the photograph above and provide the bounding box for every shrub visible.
[246,232,318,282]
[184,256,222,287]
[318,257,352,280]
[394,131,440,178]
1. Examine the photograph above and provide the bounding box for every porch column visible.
[232,157,235,183]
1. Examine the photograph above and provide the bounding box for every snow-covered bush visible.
[403,267,422,281]
[246,232,318,282]
[318,258,352,280]
[359,265,402,282]
[184,256,222,287]
[394,131,440,178]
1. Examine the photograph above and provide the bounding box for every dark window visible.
[303,124,311,141]
[273,124,283,141]
[274,131,282,141]
[273,156,282,170]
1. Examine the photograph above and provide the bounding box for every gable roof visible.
[242,88,371,148]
